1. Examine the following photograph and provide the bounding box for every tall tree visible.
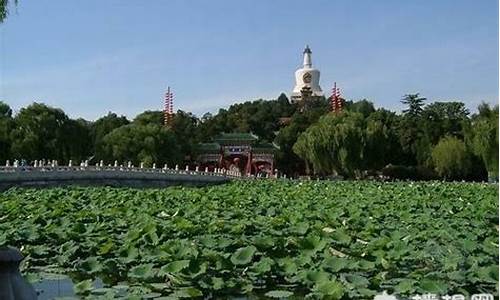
[276,100,328,176]
[10,103,71,161]
[102,123,181,167]
[133,110,164,126]
[421,101,469,144]
[465,103,499,179]
[0,101,13,163]
[401,93,426,117]
[431,136,471,180]
[344,99,376,117]
[293,112,365,177]
[91,112,129,161]
[398,93,428,165]
[198,95,295,143]
[364,109,404,169]
[64,118,92,162]
[171,110,200,160]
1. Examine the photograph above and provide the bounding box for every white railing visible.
[0,159,244,179]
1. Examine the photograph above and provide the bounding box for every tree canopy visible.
[0,95,497,181]
[431,136,471,180]
[466,103,499,178]
[10,103,72,161]
[102,123,181,167]
[0,0,17,23]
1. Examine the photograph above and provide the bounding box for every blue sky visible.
[1,0,498,120]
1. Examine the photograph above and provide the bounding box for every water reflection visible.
[32,275,103,300]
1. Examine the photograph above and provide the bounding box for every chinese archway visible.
[196,133,278,176]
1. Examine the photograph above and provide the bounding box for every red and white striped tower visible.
[331,82,342,113]
[330,82,336,112]
[164,86,174,127]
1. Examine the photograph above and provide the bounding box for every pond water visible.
[33,276,103,300]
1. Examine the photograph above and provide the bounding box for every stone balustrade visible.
[0,160,290,182]
[0,160,258,190]
[0,160,243,179]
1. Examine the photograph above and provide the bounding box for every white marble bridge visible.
[0,159,248,190]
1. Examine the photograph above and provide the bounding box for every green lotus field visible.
[0,181,498,299]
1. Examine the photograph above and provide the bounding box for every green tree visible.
[91,112,129,161]
[64,118,92,162]
[0,0,17,23]
[364,109,404,169]
[198,94,295,143]
[398,93,428,165]
[10,103,71,161]
[431,136,471,180]
[344,99,376,117]
[102,123,181,167]
[401,93,426,117]
[171,110,200,160]
[276,100,328,176]
[421,101,469,144]
[0,101,13,162]
[276,113,311,175]
[293,112,365,177]
[133,110,164,126]
[465,103,499,179]
[132,110,194,161]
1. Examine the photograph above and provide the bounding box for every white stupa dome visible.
[291,45,324,101]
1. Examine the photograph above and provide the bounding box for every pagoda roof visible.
[197,143,220,153]
[213,132,259,144]
[196,139,279,156]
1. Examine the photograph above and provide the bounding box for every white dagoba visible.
[291,45,324,102]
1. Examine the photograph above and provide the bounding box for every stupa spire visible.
[303,45,312,68]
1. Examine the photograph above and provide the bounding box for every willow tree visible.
[431,136,471,180]
[466,104,499,180]
[293,112,365,177]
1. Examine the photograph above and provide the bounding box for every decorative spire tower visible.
[291,45,324,103]
[164,87,174,127]
[331,82,343,113]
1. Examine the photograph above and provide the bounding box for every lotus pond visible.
[0,180,498,299]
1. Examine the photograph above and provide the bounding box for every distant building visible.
[196,133,278,176]
[291,45,324,103]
